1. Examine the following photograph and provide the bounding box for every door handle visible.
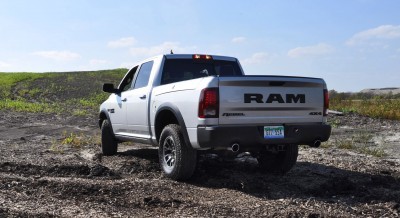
[121,98,127,102]
[139,95,146,99]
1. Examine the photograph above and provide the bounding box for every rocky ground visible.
[0,111,399,217]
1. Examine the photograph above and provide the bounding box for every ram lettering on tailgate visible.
[244,93,306,104]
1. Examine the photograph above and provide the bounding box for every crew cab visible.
[99,54,331,180]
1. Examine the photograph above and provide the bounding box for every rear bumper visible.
[197,123,331,150]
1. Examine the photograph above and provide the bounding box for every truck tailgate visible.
[218,76,326,125]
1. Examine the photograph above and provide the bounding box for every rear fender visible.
[155,103,192,148]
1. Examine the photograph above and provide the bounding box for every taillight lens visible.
[199,88,219,118]
[193,54,213,60]
[323,89,329,116]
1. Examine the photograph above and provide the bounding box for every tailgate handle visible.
[269,81,285,86]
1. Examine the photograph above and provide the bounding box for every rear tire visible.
[257,144,298,174]
[159,124,197,180]
[101,119,118,156]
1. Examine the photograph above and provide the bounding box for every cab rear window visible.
[161,59,242,85]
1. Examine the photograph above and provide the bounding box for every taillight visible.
[323,89,329,116]
[198,88,219,118]
[193,54,213,60]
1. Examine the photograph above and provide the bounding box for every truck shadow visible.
[118,148,159,161]
[191,155,400,205]
[118,148,400,205]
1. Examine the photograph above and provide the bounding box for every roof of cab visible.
[164,54,237,61]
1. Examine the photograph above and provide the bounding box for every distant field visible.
[1,71,400,121]
[330,91,400,120]
[0,69,126,116]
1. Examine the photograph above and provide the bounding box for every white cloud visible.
[346,25,400,46]
[242,52,269,64]
[130,42,196,57]
[231,37,246,43]
[108,37,137,48]
[288,43,334,58]
[33,51,81,61]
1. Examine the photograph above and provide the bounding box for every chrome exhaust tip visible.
[229,143,240,152]
[312,140,321,148]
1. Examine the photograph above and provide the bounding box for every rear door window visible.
[133,61,154,89]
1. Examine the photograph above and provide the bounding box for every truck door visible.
[125,61,154,139]
[109,66,138,135]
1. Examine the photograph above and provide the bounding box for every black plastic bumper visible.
[197,124,331,149]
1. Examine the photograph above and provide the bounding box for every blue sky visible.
[0,0,399,92]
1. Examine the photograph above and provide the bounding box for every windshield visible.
[161,59,242,85]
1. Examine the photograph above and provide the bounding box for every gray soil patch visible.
[0,111,399,217]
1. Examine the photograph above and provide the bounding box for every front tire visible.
[257,144,298,174]
[101,119,118,156]
[159,124,197,180]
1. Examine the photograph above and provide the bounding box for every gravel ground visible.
[0,111,399,217]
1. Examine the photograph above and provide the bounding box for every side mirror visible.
[103,83,118,93]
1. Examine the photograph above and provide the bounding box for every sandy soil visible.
[0,111,399,217]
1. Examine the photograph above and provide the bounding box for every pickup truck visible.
[99,54,331,180]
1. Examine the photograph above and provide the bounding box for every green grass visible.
[0,73,52,98]
[321,129,386,157]
[331,99,400,120]
[323,90,395,157]
[0,69,126,115]
[78,92,111,108]
[60,131,91,148]
[3,73,399,121]
[50,131,101,153]
[0,99,54,113]
[329,90,400,120]
[358,147,386,157]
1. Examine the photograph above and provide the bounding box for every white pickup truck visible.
[99,54,331,180]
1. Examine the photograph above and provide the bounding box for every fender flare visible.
[98,109,115,134]
[155,103,192,148]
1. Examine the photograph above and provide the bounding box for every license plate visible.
[264,126,284,139]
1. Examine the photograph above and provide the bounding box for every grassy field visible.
[330,91,400,120]
[330,99,400,120]
[1,71,399,121]
[0,69,126,116]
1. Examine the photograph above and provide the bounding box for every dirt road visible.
[0,111,399,217]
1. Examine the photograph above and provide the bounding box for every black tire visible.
[101,119,118,156]
[158,124,197,180]
[257,144,298,174]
